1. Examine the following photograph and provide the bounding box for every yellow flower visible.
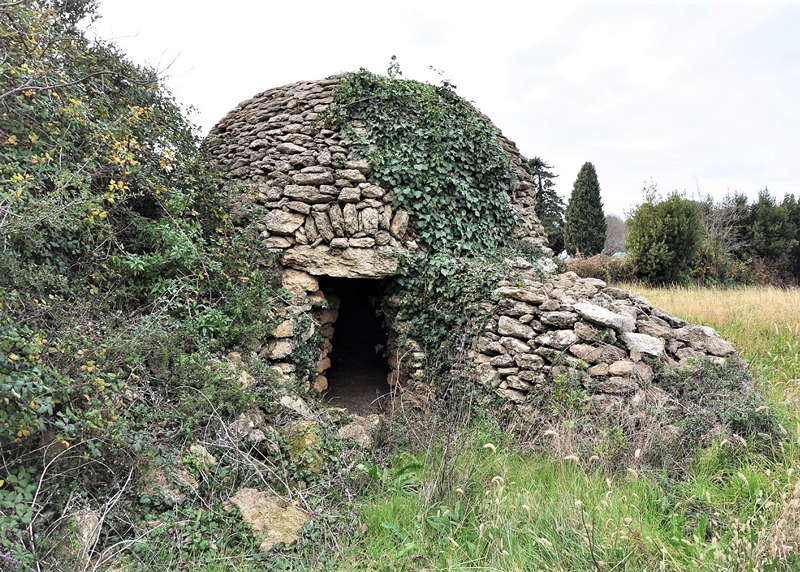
[28,133,38,143]
[8,353,19,361]
[7,135,18,145]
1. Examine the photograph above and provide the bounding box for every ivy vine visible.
[328,70,519,255]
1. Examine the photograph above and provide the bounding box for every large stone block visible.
[282,269,319,292]
[573,302,636,333]
[535,329,578,350]
[497,316,534,339]
[620,332,665,357]
[284,185,334,204]
[360,207,380,235]
[225,488,311,552]
[264,210,305,235]
[282,245,399,278]
[389,210,409,239]
[569,343,627,364]
[540,311,578,329]
[292,171,333,185]
[674,325,735,356]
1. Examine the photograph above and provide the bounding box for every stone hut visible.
[204,75,739,420]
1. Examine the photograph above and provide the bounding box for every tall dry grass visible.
[625,285,800,404]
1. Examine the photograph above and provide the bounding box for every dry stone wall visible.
[205,76,550,278]
[471,267,737,414]
[205,77,410,278]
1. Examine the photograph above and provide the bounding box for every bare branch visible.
[0,0,28,10]
[0,70,156,101]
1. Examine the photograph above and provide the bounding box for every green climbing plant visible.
[327,70,519,255]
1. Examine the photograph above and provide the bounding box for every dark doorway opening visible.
[319,277,391,415]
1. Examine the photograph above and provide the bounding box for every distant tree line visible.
[530,158,800,286]
[626,184,800,285]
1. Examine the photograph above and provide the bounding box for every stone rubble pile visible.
[472,267,737,411]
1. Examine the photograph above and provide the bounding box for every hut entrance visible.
[319,277,391,414]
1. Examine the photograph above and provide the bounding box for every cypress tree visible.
[529,157,565,255]
[564,162,606,256]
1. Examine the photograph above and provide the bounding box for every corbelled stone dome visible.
[204,75,549,279]
[203,76,755,466]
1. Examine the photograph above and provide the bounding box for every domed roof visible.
[205,75,548,277]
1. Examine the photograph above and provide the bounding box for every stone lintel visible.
[281,245,400,278]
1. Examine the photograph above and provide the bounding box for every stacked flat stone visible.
[472,268,737,411]
[493,131,549,250]
[205,76,550,277]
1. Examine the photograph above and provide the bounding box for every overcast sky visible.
[92,1,800,217]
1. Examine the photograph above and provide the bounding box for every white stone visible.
[263,210,306,235]
[224,489,311,552]
[620,332,665,357]
[674,325,736,356]
[271,319,295,338]
[337,414,381,448]
[279,395,313,418]
[497,316,534,339]
[262,339,294,360]
[492,287,547,305]
[573,302,636,333]
[535,329,578,350]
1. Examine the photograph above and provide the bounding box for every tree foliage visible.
[0,3,286,565]
[746,189,798,262]
[564,162,606,256]
[529,157,565,255]
[626,184,702,285]
[604,214,626,254]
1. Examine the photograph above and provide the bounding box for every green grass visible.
[340,286,800,571]
[341,429,798,571]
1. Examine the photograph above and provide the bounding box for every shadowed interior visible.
[320,277,391,414]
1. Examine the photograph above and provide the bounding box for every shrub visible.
[626,187,702,285]
[568,253,636,284]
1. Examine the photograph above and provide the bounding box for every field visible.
[340,286,800,571]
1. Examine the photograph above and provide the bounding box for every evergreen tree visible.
[747,189,797,261]
[528,157,565,254]
[564,162,606,256]
[782,194,800,280]
[626,186,702,285]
